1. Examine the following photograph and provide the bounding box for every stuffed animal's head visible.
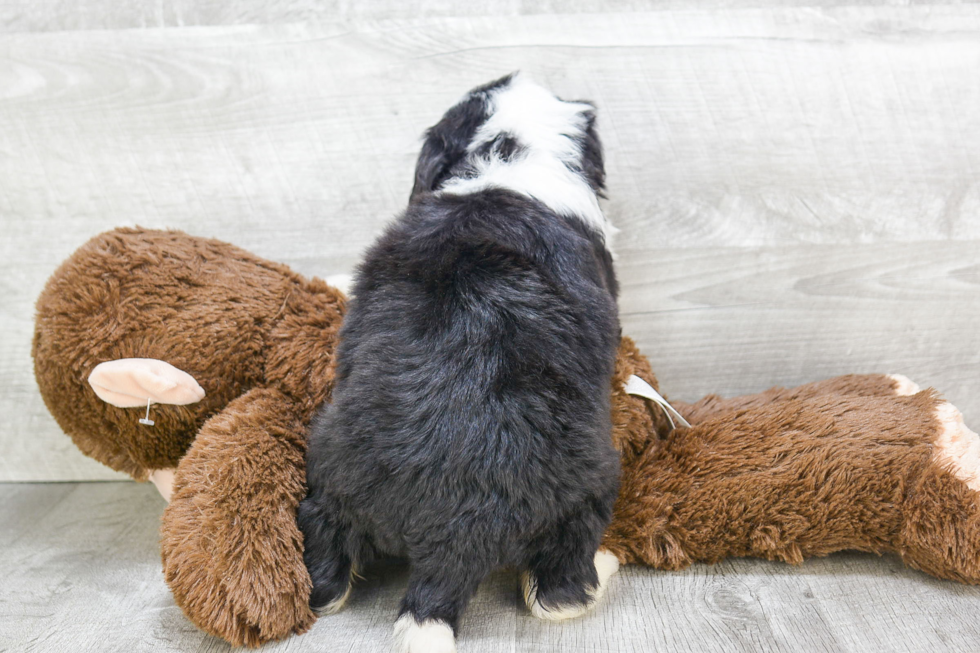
[32,227,345,485]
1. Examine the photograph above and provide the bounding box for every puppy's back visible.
[320,188,618,548]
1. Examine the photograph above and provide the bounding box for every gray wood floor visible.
[3,481,980,653]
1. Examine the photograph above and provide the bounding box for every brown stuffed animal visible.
[33,227,980,647]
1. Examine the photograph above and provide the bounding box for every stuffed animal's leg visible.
[672,373,919,425]
[900,401,980,583]
[603,389,980,584]
[161,388,315,647]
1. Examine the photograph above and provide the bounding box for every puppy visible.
[298,73,621,653]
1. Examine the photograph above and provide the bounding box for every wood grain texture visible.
[4,0,979,34]
[3,482,980,652]
[618,240,980,425]
[2,6,979,479]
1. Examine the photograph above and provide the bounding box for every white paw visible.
[933,402,980,492]
[522,549,620,622]
[393,615,456,653]
[593,548,621,589]
[888,374,921,396]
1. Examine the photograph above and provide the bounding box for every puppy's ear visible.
[409,74,518,202]
[578,106,606,195]
[410,130,459,202]
[410,91,495,202]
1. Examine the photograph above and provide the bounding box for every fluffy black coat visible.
[299,75,622,642]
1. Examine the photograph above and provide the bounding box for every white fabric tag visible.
[624,375,692,430]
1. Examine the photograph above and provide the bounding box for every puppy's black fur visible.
[299,75,621,639]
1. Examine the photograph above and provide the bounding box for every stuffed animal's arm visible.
[160,387,315,647]
[672,373,919,425]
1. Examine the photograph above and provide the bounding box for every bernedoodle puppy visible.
[298,73,622,652]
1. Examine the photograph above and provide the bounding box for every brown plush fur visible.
[162,388,315,645]
[32,228,980,647]
[605,390,936,564]
[604,375,980,584]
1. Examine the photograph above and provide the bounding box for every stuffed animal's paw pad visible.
[888,374,922,396]
[933,401,980,492]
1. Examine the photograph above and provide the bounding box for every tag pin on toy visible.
[139,397,155,426]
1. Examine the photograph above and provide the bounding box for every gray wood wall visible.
[2,2,978,481]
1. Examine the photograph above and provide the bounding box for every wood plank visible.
[3,482,980,651]
[1,0,972,34]
[3,7,980,479]
[617,240,980,425]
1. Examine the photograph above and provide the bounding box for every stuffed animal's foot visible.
[325,273,353,297]
[522,549,619,621]
[932,401,980,491]
[899,397,980,584]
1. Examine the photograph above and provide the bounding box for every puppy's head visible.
[410,73,605,203]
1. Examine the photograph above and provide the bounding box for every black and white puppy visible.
[299,73,622,653]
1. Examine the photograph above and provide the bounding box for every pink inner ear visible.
[88,358,206,408]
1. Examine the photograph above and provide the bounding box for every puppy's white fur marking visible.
[439,74,615,247]
[393,614,456,653]
[933,401,980,492]
[522,548,620,622]
[888,374,921,396]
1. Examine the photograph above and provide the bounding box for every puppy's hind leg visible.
[394,558,490,653]
[523,506,620,621]
[296,495,356,614]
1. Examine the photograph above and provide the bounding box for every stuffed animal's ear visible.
[88,358,205,408]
